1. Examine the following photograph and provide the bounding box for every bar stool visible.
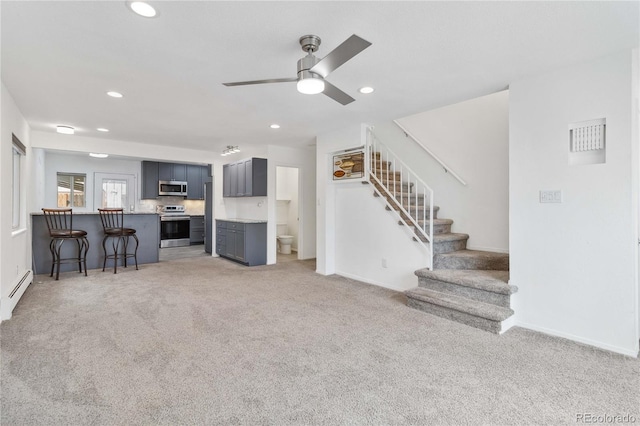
[98,208,139,273]
[41,208,89,280]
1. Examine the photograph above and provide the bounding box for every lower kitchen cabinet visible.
[215,220,266,266]
[190,216,205,244]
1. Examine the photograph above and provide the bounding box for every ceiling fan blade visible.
[322,81,355,106]
[310,34,372,78]
[223,77,297,87]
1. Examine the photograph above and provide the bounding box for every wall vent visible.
[569,118,606,165]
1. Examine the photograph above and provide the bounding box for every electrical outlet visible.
[381,258,387,268]
[540,190,562,203]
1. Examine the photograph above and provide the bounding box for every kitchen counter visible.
[217,218,267,223]
[31,212,160,275]
[31,211,158,215]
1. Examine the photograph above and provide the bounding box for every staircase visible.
[368,146,517,334]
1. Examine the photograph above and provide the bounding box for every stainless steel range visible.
[159,205,190,248]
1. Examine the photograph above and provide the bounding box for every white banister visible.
[367,127,434,268]
[393,120,467,186]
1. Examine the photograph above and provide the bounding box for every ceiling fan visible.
[223,34,372,106]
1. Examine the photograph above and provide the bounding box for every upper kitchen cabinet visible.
[186,164,210,200]
[141,161,159,199]
[158,162,186,182]
[142,161,210,200]
[223,158,267,197]
[223,164,231,197]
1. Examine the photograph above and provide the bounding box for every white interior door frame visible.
[93,172,137,211]
[274,163,303,261]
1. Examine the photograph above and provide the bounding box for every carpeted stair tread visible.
[416,233,468,252]
[402,218,452,235]
[434,233,469,243]
[433,249,509,271]
[405,287,514,322]
[414,269,516,295]
[400,218,452,226]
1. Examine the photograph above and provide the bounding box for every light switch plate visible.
[540,190,562,203]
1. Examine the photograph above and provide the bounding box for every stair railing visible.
[367,127,434,265]
[393,120,467,186]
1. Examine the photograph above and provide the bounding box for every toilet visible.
[277,224,294,254]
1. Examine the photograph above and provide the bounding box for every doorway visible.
[93,173,136,211]
[276,166,300,263]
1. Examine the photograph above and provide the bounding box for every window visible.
[57,173,86,208]
[12,134,25,229]
[94,173,135,211]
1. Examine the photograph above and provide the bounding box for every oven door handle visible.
[161,216,191,222]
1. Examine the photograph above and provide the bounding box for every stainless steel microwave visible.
[159,181,188,197]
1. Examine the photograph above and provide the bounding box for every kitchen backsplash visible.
[138,197,205,215]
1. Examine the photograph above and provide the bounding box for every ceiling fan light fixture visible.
[297,77,325,95]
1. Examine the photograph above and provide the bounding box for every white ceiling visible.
[2,1,638,153]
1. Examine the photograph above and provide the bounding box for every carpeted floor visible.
[1,257,639,425]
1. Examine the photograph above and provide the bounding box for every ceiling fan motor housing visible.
[297,54,322,81]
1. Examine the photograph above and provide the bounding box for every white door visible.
[94,173,136,211]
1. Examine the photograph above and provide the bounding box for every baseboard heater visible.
[3,270,33,320]
[9,270,32,299]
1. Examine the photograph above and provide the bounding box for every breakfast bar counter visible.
[31,212,160,275]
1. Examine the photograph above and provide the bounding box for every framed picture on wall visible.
[332,149,365,182]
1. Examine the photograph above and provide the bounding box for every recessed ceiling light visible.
[89,153,109,158]
[359,86,374,94]
[270,124,280,129]
[56,125,75,135]
[128,1,157,18]
[107,91,123,98]
[97,128,109,132]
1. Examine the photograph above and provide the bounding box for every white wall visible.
[334,183,432,291]
[509,50,639,356]
[1,83,32,320]
[381,90,509,253]
[316,124,428,289]
[43,152,143,212]
[316,125,362,274]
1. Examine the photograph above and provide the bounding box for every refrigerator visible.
[204,180,213,254]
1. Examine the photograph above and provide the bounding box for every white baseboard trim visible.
[500,316,517,334]
[515,320,639,358]
[334,270,407,292]
[1,269,33,321]
[466,245,509,254]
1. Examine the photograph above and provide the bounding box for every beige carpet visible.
[2,257,639,425]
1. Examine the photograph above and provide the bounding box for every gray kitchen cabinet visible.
[190,216,205,244]
[215,220,266,266]
[186,164,209,200]
[141,161,159,199]
[158,162,187,182]
[222,158,267,197]
[215,221,226,255]
[229,163,238,196]
[223,164,231,197]
[143,161,209,200]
